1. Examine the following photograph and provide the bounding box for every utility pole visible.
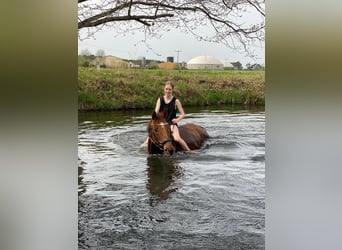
[175,50,181,63]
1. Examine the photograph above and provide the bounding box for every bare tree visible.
[78,0,265,57]
[80,48,92,56]
[95,49,106,70]
[96,49,106,58]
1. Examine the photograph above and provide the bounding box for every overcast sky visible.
[78,23,264,68]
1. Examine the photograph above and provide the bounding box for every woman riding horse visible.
[145,81,208,155]
[144,81,190,151]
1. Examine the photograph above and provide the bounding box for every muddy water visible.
[78,106,265,249]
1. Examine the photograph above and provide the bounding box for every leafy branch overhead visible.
[78,0,265,55]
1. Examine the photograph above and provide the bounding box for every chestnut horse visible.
[147,110,209,155]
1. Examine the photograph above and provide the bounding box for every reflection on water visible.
[78,158,86,197]
[78,105,265,249]
[146,156,184,205]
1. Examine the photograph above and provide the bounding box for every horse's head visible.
[148,110,175,156]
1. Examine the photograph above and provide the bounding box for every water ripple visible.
[79,108,265,249]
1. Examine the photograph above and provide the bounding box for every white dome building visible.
[221,60,234,69]
[186,56,224,70]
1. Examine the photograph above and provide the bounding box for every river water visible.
[78,105,265,249]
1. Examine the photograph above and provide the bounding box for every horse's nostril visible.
[164,148,173,156]
[164,148,174,156]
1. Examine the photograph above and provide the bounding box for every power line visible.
[175,50,182,63]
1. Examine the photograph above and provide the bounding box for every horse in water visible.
[147,110,209,155]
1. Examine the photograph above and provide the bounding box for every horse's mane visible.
[147,110,167,135]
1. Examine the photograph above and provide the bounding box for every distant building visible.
[141,57,146,67]
[128,61,141,68]
[158,61,176,70]
[186,56,224,70]
[221,60,234,70]
[104,56,129,68]
[167,56,174,63]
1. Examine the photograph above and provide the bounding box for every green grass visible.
[78,67,265,111]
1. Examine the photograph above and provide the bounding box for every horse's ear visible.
[152,110,157,119]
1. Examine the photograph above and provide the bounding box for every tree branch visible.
[78,0,265,55]
[79,13,174,29]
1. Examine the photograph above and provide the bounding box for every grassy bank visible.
[78,67,265,111]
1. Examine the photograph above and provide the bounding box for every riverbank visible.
[78,67,265,111]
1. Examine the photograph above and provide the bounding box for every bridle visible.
[148,122,174,151]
